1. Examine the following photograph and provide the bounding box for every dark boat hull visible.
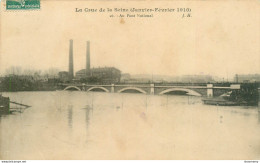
[202,97,250,106]
[0,95,10,114]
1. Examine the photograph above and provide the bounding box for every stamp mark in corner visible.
[6,0,40,10]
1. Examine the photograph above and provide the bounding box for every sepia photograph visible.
[0,0,259,161]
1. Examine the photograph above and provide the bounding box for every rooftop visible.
[76,67,121,74]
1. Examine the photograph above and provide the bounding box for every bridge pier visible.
[82,83,86,91]
[207,84,213,97]
[150,84,154,95]
[256,87,259,123]
[111,84,114,93]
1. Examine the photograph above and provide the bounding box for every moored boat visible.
[202,96,247,106]
[202,90,258,106]
[0,94,10,114]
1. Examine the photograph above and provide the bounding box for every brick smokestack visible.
[69,39,74,80]
[86,41,90,76]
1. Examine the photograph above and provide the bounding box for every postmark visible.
[6,0,40,10]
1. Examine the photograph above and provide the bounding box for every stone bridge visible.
[59,83,243,97]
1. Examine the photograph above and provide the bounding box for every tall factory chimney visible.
[86,41,90,76]
[69,39,74,80]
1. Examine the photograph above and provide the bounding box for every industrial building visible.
[59,39,121,84]
[234,74,260,83]
[75,67,121,83]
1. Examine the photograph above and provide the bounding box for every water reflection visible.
[83,105,92,130]
[67,105,73,128]
[258,107,260,124]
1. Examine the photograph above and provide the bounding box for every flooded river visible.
[0,91,259,159]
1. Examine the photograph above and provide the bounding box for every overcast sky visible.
[0,1,259,79]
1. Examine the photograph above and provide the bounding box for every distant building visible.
[121,73,131,82]
[234,74,260,83]
[180,75,214,83]
[75,67,121,83]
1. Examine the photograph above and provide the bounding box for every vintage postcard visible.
[0,0,259,160]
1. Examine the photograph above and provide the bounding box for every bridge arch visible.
[64,86,81,91]
[159,88,202,96]
[87,86,109,92]
[118,87,147,94]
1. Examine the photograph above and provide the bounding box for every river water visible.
[0,91,259,160]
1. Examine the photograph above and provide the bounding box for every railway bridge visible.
[59,83,243,97]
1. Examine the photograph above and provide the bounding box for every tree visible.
[43,68,59,78]
[5,66,22,76]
